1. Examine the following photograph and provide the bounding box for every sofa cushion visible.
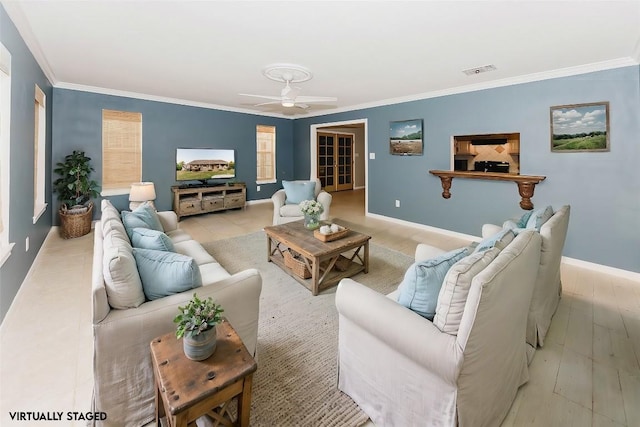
[166,229,193,244]
[132,248,202,300]
[474,228,515,253]
[200,262,232,284]
[173,240,216,265]
[279,204,303,217]
[282,180,316,205]
[121,202,164,237]
[433,247,501,334]
[525,205,554,231]
[130,227,175,252]
[102,231,145,309]
[397,247,468,320]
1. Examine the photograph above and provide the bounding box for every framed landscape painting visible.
[390,119,423,155]
[550,102,610,152]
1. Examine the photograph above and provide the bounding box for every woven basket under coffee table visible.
[264,220,371,295]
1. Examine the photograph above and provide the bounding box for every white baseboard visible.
[246,198,272,206]
[366,212,640,282]
[561,256,640,282]
[366,212,480,242]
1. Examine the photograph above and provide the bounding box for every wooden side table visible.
[150,320,257,427]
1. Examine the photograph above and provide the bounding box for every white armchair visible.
[335,231,542,427]
[482,205,570,351]
[271,179,332,225]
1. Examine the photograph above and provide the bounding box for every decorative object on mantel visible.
[390,119,423,155]
[550,101,609,152]
[53,150,100,239]
[174,294,224,361]
[429,170,546,210]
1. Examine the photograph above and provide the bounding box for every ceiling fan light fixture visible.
[281,100,295,108]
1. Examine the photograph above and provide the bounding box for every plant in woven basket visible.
[53,150,100,210]
[53,150,100,238]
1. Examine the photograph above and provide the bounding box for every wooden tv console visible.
[171,183,246,220]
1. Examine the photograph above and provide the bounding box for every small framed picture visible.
[550,102,610,152]
[390,119,423,155]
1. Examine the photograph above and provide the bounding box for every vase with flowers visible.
[299,199,324,230]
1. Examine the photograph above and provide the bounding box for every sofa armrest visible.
[336,279,461,382]
[414,243,447,262]
[271,190,286,224]
[95,268,262,354]
[481,223,503,238]
[158,210,179,232]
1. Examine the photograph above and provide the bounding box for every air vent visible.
[462,64,497,76]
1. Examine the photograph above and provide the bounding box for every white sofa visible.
[91,200,262,427]
[271,179,332,225]
[482,205,570,353]
[335,230,542,427]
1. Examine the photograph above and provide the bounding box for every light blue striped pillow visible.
[397,247,468,320]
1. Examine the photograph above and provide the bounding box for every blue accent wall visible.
[0,5,54,322]
[1,0,639,323]
[294,66,640,273]
[52,90,293,216]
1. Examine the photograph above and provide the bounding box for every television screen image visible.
[176,148,236,181]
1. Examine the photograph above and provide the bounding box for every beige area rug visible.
[202,231,413,427]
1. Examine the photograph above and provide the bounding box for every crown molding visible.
[1,1,57,85]
[303,57,639,119]
[54,82,291,119]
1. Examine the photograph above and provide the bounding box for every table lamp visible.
[129,182,156,210]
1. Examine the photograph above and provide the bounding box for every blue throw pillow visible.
[474,228,515,253]
[517,210,534,228]
[525,205,554,231]
[130,227,175,252]
[397,247,468,320]
[132,248,202,300]
[121,202,164,237]
[282,180,316,205]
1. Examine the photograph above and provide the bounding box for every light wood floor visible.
[1,189,638,426]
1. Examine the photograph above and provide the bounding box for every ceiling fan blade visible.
[295,103,310,109]
[239,93,282,101]
[253,101,282,107]
[295,96,337,103]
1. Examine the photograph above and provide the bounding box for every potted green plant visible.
[53,150,100,239]
[174,294,224,361]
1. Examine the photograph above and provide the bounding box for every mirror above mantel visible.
[453,132,520,174]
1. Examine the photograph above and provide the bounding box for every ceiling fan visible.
[239,63,337,110]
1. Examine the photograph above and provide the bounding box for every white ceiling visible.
[3,1,640,118]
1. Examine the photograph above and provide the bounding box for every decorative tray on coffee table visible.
[313,225,349,242]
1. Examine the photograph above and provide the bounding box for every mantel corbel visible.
[429,170,546,210]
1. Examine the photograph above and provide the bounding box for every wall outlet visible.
[369,152,376,160]
[25,236,29,252]
[395,200,400,208]
[257,185,261,192]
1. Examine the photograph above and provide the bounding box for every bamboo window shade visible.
[256,125,275,182]
[102,110,142,191]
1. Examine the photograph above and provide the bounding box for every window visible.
[101,109,142,195]
[33,85,47,223]
[256,125,276,183]
[0,42,13,266]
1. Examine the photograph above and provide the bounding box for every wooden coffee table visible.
[264,220,371,295]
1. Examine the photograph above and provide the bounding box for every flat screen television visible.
[176,148,236,184]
